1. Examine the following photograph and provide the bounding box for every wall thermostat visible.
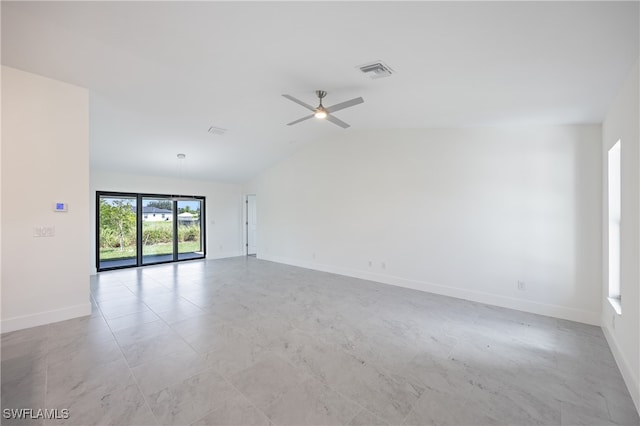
[53,202,68,212]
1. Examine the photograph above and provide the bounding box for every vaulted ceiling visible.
[2,2,638,182]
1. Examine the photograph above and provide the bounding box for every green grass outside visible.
[100,246,136,260]
[100,221,201,260]
[144,241,202,256]
[100,241,202,260]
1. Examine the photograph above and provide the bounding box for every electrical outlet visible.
[381,262,386,270]
[517,281,526,291]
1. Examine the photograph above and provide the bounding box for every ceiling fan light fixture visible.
[283,90,363,128]
[314,108,328,119]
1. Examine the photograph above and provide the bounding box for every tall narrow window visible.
[608,140,621,313]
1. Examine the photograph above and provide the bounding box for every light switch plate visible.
[33,226,55,237]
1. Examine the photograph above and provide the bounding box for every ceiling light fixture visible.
[314,90,328,119]
[283,90,364,128]
[314,107,328,119]
[176,153,187,182]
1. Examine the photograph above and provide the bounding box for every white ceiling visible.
[2,1,638,183]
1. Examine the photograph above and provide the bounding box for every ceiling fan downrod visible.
[314,90,328,118]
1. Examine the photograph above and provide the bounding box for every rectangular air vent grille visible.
[208,126,227,135]
[358,61,394,79]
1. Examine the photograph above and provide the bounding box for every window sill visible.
[608,297,622,315]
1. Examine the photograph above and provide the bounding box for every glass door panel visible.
[98,195,137,269]
[97,192,205,271]
[177,199,204,260]
[142,197,174,265]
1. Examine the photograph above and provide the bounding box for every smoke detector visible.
[358,61,394,79]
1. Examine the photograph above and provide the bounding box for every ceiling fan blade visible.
[282,94,315,111]
[286,114,314,126]
[326,97,364,113]
[326,115,350,129]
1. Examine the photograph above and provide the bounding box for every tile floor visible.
[1,257,639,426]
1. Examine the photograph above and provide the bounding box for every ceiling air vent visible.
[208,126,227,136]
[358,61,394,79]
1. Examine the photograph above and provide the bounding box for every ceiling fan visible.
[282,90,364,129]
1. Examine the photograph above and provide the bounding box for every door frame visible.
[244,194,257,256]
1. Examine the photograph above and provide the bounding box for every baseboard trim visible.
[1,303,91,333]
[602,322,640,415]
[207,251,244,260]
[258,254,601,325]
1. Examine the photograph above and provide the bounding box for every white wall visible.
[1,66,91,332]
[246,125,602,324]
[601,60,639,413]
[90,171,244,274]
[1,67,3,329]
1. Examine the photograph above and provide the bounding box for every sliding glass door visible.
[177,199,204,260]
[142,197,175,265]
[97,192,206,271]
[98,194,138,270]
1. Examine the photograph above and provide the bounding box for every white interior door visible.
[247,195,257,255]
